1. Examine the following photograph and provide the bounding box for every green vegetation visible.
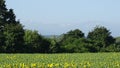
[23,30,50,53]
[87,26,116,52]
[116,37,120,45]
[0,0,120,53]
[0,0,24,53]
[0,53,120,68]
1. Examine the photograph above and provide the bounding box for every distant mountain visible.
[43,35,60,38]
[43,35,64,42]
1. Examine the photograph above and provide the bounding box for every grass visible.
[0,53,120,68]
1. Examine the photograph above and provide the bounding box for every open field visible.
[0,53,120,68]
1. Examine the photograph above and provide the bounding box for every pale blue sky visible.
[6,0,120,37]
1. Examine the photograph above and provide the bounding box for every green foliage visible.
[87,26,115,52]
[0,0,24,53]
[116,37,120,45]
[24,30,50,53]
[59,29,87,53]
[64,29,84,39]
[48,39,59,53]
[3,24,24,53]
[58,26,118,53]
[115,37,120,51]
[0,30,5,52]
[0,0,7,21]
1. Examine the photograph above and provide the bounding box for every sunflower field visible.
[0,53,120,68]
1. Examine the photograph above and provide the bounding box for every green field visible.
[0,53,120,68]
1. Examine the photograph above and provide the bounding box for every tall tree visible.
[0,0,7,24]
[0,0,24,53]
[0,0,7,52]
[59,29,86,53]
[87,26,115,52]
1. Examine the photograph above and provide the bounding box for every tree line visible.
[0,0,120,53]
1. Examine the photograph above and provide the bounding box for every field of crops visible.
[0,53,120,68]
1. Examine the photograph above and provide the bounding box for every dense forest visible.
[0,0,120,53]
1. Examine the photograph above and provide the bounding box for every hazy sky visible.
[6,0,120,37]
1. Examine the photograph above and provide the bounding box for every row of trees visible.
[57,27,120,53]
[0,0,120,53]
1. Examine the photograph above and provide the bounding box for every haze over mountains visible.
[22,20,119,37]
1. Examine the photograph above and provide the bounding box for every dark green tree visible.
[6,9,16,23]
[24,30,41,53]
[24,30,50,53]
[59,29,86,53]
[87,26,115,52]
[0,0,7,52]
[116,37,120,45]
[0,0,7,23]
[49,39,56,52]
[115,37,120,51]
[3,24,24,53]
[64,29,84,39]
[0,0,24,53]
